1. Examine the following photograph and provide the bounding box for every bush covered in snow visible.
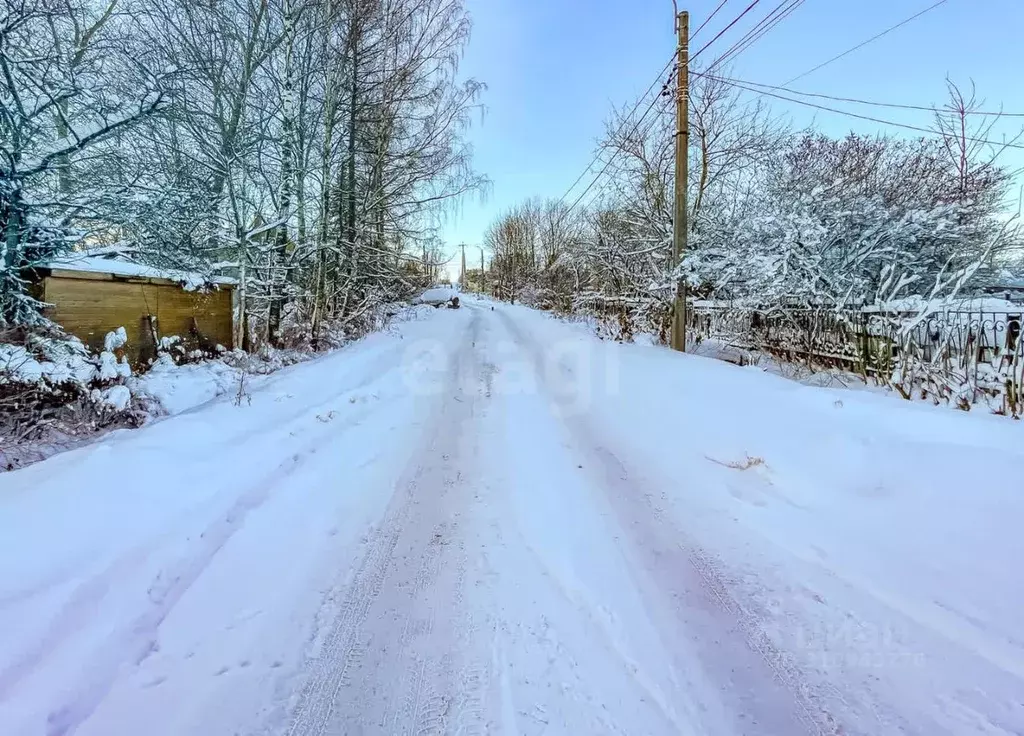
[244,297,399,355]
[478,76,1024,417]
[150,334,220,367]
[0,325,144,469]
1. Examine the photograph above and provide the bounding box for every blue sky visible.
[439,0,1024,259]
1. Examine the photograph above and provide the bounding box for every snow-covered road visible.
[2,299,1022,736]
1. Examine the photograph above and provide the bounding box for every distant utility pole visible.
[459,242,467,288]
[479,247,485,294]
[670,10,689,352]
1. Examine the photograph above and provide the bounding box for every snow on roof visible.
[45,255,237,289]
[993,269,1024,288]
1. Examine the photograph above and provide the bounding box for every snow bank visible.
[1,329,134,390]
[495,302,1024,735]
[3,303,439,472]
[129,302,444,417]
[0,306,461,735]
[129,355,241,415]
[392,303,444,322]
[1,328,142,472]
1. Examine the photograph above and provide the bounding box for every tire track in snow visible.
[0,362,391,629]
[31,401,385,736]
[282,500,408,736]
[43,450,308,736]
[494,307,823,735]
[6,342,405,702]
[283,308,493,736]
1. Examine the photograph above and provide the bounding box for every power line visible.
[558,0,964,219]
[690,0,762,64]
[564,80,671,216]
[729,0,806,65]
[692,0,732,39]
[705,73,1024,117]
[708,1,802,70]
[556,54,677,213]
[640,0,804,137]
[573,1,784,215]
[784,0,947,85]
[704,73,1024,150]
[556,55,675,206]
[706,0,806,73]
[555,153,605,211]
[580,164,624,211]
[562,0,803,212]
[639,3,805,140]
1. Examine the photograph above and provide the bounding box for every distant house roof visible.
[44,255,237,290]
[988,270,1024,289]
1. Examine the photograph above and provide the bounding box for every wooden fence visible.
[688,303,1024,414]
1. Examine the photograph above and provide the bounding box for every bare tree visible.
[2,0,486,350]
[1,0,165,324]
[486,206,532,304]
[689,69,784,228]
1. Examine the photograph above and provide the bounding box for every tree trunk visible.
[1,187,24,323]
[340,26,360,318]
[268,0,298,347]
[237,238,250,352]
[692,134,710,228]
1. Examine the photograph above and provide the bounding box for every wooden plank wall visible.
[42,276,234,365]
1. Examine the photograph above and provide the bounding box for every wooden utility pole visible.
[459,243,467,288]
[479,247,485,294]
[670,10,689,352]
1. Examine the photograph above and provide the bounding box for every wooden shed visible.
[33,256,236,367]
